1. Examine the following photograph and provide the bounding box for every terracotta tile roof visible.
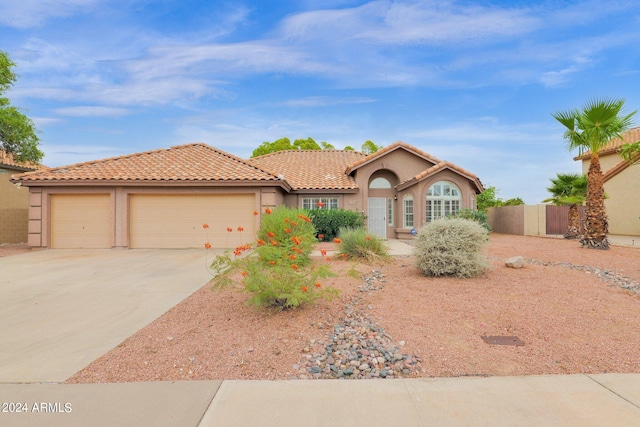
[249,150,367,191]
[345,141,442,174]
[397,161,484,193]
[575,126,640,159]
[13,143,285,186]
[0,150,46,172]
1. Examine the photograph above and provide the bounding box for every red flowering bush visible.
[210,206,337,310]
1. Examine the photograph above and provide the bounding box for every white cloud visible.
[0,0,103,28]
[279,96,375,107]
[54,106,132,117]
[278,0,539,45]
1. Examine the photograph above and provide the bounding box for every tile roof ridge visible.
[345,141,441,174]
[249,149,365,160]
[193,145,283,179]
[41,144,186,172]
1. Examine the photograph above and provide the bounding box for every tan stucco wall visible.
[1,168,30,209]
[523,204,547,236]
[603,165,640,236]
[351,149,479,237]
[582,155,640,237]
[488,205,548,236]
[1,168,31,243]
[487,205,524,235]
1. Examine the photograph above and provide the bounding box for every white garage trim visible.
[129,194,256,249]
[50,194,112,249]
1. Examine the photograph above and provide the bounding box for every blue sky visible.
[2,0,639,203]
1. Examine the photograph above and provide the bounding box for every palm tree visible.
[552,98,636,249]
[542,173,587,239]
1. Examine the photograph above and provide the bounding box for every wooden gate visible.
[545,205,586,235]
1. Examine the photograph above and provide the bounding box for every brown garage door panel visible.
[51,194,112,249]
[129,194,256,249]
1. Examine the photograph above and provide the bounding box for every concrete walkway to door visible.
[0,249,215,383]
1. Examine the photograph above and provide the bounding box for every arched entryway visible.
[367,172,397,238]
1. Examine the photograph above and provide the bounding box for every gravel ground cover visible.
[9,234,638,383]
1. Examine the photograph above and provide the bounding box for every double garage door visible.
[50,193,256,249]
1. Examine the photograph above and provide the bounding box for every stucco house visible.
[12,142,483,249]
[575,126,640,237]
[0,150,44,243]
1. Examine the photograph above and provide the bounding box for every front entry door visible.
[368,197,387,238]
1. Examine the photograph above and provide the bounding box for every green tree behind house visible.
[0,50,43,164]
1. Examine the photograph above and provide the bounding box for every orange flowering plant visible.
[210,206,337,310]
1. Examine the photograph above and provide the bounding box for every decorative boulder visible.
[505,256,526,269]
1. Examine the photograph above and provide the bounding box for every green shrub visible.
[414,218,489,278]
[337,227,389,263]
[449,208,492,231]
[256,206,316,266]
[309,209,366,241]
[210,206,338,310]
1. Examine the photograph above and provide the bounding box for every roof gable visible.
[248,150,367,191]
[345,142,442,175]
[397,161,484,193]
[14,143,285,186]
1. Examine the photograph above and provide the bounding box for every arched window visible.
[403,194,414,228]
[369,177,391,188]
[426,181,461,222]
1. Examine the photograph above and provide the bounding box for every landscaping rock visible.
[505,256,526,268]
[292,270,420,380]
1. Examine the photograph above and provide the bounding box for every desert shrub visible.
[414,218,489,278]
[256,206,316,266]
[449,208,492,231]
[337,227,389,263]
[210,206,338,310]
[309,208,366,241]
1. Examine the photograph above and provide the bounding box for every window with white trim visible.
[403,195,414,228]
[303,197,339,210]
[370,177,392,188]
[387,198,393,226]
[426,181,461,222]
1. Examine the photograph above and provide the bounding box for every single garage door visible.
[129,194,256,248]
[50,194,112,248]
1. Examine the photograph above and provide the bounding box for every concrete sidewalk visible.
[1,374,639,426]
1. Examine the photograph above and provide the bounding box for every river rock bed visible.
[491,256,640,293]
[291,270,421,380]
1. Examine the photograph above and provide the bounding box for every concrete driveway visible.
[0,249,215,383]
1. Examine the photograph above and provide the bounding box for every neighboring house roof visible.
[248,149,367,191]
[396,160,484,193]
[345,142,442,175]
[575,126,640,160]
[0,150,46,172]
[573,127,640,184]
[13,143,288,188]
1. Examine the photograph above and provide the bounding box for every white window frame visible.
[426,181,461,222]
[403,194,414,228]
[302,197,339,210]
[370,177,392,188]
[387,198,394,226]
